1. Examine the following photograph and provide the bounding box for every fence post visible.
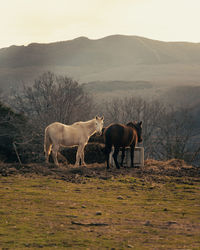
[13,142,22,166]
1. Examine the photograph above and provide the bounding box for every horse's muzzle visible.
[97,131,102,136]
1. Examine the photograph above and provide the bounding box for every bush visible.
[0,102,26,162]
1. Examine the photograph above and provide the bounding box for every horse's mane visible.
[72,121,81,126]
[72,118,95,127]
[126,121,138,129]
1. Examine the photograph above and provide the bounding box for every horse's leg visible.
[120,147,125,167]
[130,144,135,168]
[80,145,87,167]
[45,144,52,163]
[105,143,112,169]
[75,144,84,167]
[52,144,59,166]
[113,146,120,169]
[44,133,52,164]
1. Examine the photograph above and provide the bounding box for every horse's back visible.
[45,122,68,142]
[104,123,134,147]
[46,122,65,134]
[45,122,84,146]
[104,124,121,145]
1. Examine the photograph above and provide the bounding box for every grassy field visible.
[0,162,200,249]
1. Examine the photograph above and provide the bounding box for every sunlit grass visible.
[0,175,200,249]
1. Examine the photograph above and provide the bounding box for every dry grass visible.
[0,160,200,249]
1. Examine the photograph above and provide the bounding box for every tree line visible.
[1,71,199,165]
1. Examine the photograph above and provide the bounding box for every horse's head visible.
[127,121,143,143]
[95,116,104,135]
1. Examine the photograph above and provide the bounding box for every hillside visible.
[0,35,200,92]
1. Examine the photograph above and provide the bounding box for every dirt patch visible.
[0,159,199,183]
[143,159,198,177]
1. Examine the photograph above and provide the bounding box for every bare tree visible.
[101,96,200,164]
[154,106,200,163]
[0,101,26,162]
[8,71,94,162]
[102,96,144,124]
[102,96,165,154]
[12,72,93,126]
[141,100,166,158]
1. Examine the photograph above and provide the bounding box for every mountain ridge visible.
[1,34,200,67]
[1,34,200,49]
[0,34,200,92]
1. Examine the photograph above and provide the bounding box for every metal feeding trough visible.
[109,147,144,167]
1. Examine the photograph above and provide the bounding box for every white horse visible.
[44,116,104,167]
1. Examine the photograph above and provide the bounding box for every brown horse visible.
[104,121,143,169]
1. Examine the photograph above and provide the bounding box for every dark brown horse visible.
[104,121,143,169]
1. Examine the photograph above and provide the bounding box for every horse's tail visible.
[44,127,52,160]
[103,127,112,154]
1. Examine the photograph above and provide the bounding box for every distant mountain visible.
[1,35,200,67]
[0,35,200,92]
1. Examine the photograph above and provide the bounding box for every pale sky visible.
[0,0,200,48]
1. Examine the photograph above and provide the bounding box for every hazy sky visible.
[1,0,200,48]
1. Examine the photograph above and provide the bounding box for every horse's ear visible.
[139,121,142,127]
[95,116,98,120]
[101,116,104,121]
